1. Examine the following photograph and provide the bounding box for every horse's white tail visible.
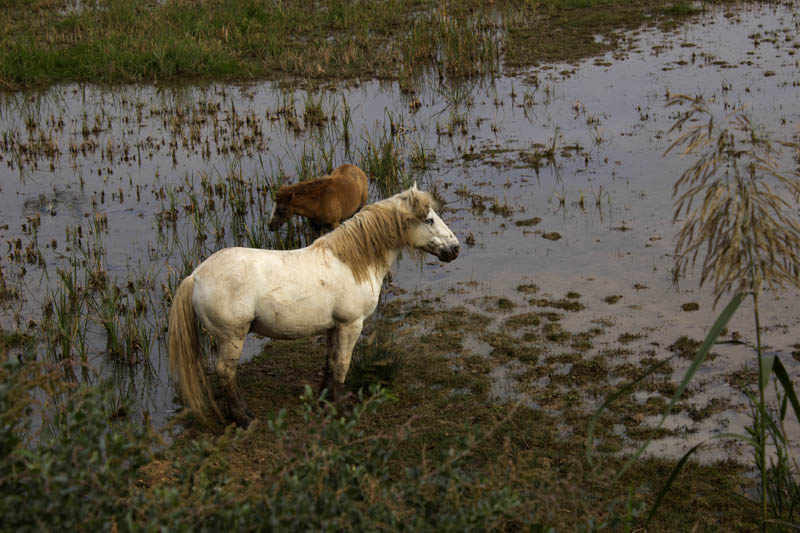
[168,275,221,422]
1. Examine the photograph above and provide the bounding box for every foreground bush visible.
[0,355,155,532]
[0,353,539,531]
[131,387,530,531]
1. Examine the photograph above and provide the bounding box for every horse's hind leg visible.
[216,336,253,427]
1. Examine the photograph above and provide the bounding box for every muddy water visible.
[1,3,799,459]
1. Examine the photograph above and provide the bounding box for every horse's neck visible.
[290,190,323,216]
[357,246,401,290]
[381,247,402,278]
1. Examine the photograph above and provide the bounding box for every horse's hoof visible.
[234,415,254,428]
[329,382,350,403]
[230,408,254,428]
[319,378,348,403]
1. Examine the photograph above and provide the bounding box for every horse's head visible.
[403,183,460,262]
[268,190,294,230]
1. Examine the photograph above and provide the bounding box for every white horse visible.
[168,183,460,426]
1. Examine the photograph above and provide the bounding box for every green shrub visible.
[0,355,156,532]
[129,386,528,531]
[0,352,531,532]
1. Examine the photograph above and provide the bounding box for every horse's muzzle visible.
[437,244,460,262]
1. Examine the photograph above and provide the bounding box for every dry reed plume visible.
[665,93,800,303]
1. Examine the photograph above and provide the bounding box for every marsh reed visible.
[665,93,800,530]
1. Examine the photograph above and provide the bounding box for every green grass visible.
[1,0,709,90]
[0,0,489,89]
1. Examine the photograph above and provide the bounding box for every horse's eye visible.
[424,217,434,225]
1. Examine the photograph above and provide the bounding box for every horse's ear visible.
[403,183,429,218]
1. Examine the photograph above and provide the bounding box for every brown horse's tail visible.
[168,275,221,422]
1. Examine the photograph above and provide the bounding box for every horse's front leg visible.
[216,336,253,427]
[321,319,363,401]
[321,328,339,401]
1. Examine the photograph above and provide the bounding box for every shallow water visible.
[1,2,799,460]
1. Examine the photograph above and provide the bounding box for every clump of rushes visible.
[346,327,406,394]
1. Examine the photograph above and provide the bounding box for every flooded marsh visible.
[3,0,800,440]
[2,2,800,524]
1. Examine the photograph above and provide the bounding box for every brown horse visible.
[268,164,369,231]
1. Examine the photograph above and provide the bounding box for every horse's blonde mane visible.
[312,188,434,283]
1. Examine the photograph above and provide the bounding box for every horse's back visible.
[330,164,368,213]
[190,248,273,333]
[189,246,375,339]
[274,164,368,227]
[192,247,303,301]
[342,164,368,189]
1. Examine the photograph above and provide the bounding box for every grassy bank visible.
[1,0,703,90]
